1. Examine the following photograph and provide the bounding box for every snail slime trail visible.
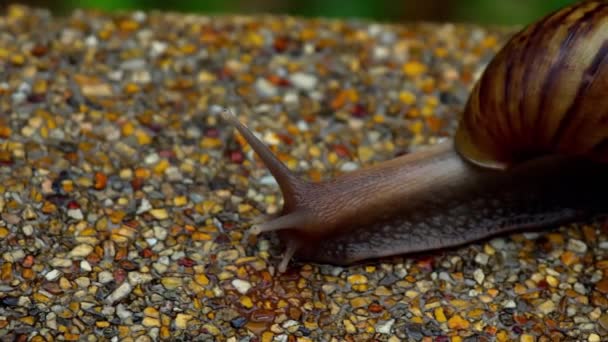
[222,0,608,273]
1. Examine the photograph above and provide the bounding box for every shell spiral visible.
[455,0,608,170]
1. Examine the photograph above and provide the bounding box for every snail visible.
[222,0,608,273]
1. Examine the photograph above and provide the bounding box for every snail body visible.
[223,0,608,272]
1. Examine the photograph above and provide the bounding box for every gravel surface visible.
[0,4,607,341]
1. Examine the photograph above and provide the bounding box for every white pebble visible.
[503,300,516,308]
[589,333,601,342]
[375,319,395,334]
[98,271,114,284]
[474,253,489,265]
[567,239,588,254]
[50,258,72,268]
[231,279,252,294]
[137,198,152,214]
[283,92,299,108]
[473,268,485,285]
[144,153,160,165]
[153,226,168,240]
[68,244,93,258]
[128,271,153,286]
[104,282,133,304]
[85,35,98,47]
[255,78,278,97]
[150,41,167,57]
[289,72,317,91]
[80,260,92,272]
[340,162,359,172]
[22,225,34,236]
[67,208,84,220]
[75,277,91,288]
[373,46,389,60]
[117,304,133,320]
[45,269,61,281]
[598,241,608,250]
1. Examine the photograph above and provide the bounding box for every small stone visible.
[45,269,61,281]
[232,279,252,294]
[80,260,92,272]
[598,314,608,330]
[98,271,114,283]
[195,274,209,286]
[595,278,608,294]
[175,313,192,329]
[343,319,357,334]
[538,300,556,315]
[0,227,9,238]
[67,208,84,220]
[137,198,152,214]
[68,244,93,258]
[22,225,33,236]
[128,272,153,285]
[433,307,447,322]
[105,282,133,304]
[161,277,183,290]
[475,253,489,265]
[255,78,278,97]
[150,208,169,220]
[240,296,254,309]
[567,239,588,253]
[520,334,535,342]
[447,315,470,330]
[375,319,394,334]
[153,226,168,240]
[289,72,317,91]
[588,334,600,342]
[403,61,427,77]
[473,268,485,285]
[143,317,161,327]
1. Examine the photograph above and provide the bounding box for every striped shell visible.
[455,0,608,170]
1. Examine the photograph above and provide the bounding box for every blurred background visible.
[4,0,578,25]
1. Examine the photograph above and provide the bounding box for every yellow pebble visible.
[240,296,254,309]
[262,331,274,342]
[447,314,470,330]
[403,61,427,77]
[173,196,188,207]
[399,91,416,105]
[520,334,535,342]
[150,209,169,220]
[434,307,446,322]
[195,274,209,286]
[154,159,170,174]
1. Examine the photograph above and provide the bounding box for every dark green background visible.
[8,0,578,25]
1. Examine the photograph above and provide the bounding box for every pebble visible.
[538,300,556,315]
[255,78,278,97]
[289,73,318,91]
[567,239,588,253]
[67,208,84,220]
[474,253,489,265]
[473,268,485,285]
[375,319,395,334]
[150,209,169,220]
[45,269,61,281]
[105,282,133,304]
[232,279,252,294]
[68,244,93,258]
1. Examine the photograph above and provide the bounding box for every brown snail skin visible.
[223,0,608,273]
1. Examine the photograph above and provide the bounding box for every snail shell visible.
[456,0,608,170]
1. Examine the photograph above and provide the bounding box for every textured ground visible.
[0,4,607,342]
